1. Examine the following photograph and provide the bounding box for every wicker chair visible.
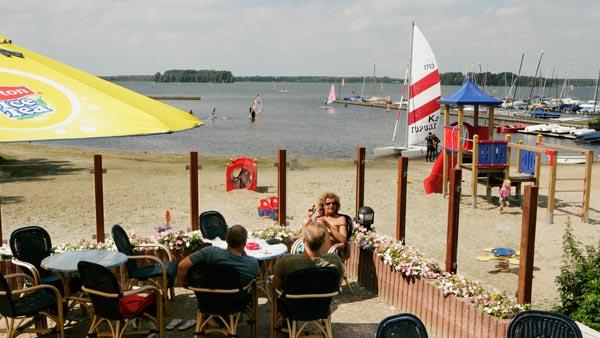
[78,261,163,338]
[9,226,81,296]
[375,313,428,338]
[327,214,354,294]
[199,210,228,240]
[508,310,582,338]
[186,264,257,337]
[111,224,177,303]
[0,272,64,337]
[271,267,340,338]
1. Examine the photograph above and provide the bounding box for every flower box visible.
[347,242,511,338]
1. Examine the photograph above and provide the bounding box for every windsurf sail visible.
[253,95,263,113]
[327,84,336,104]
[406,23,441,147]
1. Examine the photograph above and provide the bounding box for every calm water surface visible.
[39,82,599,159]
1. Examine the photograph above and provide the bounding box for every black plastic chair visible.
[272,267,340,338]
[78,261,163,338]
[0,272,65,337]
[199,210,228,240]
[9,225,80,295]
[508,310,583,338]
[376,313,428,338]
[186,264,257,337]
[111,224,177,303]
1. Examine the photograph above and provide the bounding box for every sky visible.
[2,0,600,79]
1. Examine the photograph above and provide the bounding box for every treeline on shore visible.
[101,70,596,87]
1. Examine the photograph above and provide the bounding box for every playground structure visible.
[426,76,593,224]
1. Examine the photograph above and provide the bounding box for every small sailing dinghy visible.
[321,84,336,109]
[374,22,441,158]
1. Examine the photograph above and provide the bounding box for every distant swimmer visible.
[211,108,216,121]
[189,109,194,115]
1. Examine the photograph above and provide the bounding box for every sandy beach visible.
[0,142,598,311]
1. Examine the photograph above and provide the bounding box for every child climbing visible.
[499,179,511,213]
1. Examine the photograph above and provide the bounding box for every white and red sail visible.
[406,24,441,146]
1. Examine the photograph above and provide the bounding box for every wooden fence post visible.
[93,155,105,243]
[396,156,408,244]
[189,151,199,231]
[277,149,287,226]
[445,168,462,274]
[518,185,539,304]
[355,147,365,219]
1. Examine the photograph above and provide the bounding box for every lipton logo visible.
[0,86,34,100]
[0,85,54,120]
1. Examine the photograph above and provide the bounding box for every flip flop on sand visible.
[179,319,196,331]
[166,318,182,330]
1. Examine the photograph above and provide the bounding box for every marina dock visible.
[333,99,600,129]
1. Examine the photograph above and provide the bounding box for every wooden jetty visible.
[517,130,577,140]
[333,99,600,129]
[148,96,201,100]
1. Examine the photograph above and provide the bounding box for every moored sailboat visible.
[374,22,441,158]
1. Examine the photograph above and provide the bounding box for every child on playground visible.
[499,179,511,213]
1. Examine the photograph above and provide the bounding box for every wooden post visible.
[472,135,479,209]
[547,150,557,224]
[396,157,408,244]
[516,140,524,172]
[534,137,542,186]
[583,151,593,223]
[505,134,512,179]
[457,106,464,167]
[277,149,287,226]
[517,185,539,304]
[488,106,495,138]
[473,105,479,129]
[443,105,450,196]
[355,147,365,219]
[93,155,105,243]
[445,168,461,274]
[189,152,199,231]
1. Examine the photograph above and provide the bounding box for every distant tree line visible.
[102,71,596,87]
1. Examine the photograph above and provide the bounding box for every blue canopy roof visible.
[438,76,503,106]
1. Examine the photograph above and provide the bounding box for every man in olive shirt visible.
[178,224,259,286]
[273,220,343,289]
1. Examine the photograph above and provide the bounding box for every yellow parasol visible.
[0,35,202,142]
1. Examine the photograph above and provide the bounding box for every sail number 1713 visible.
[424,63,435,70]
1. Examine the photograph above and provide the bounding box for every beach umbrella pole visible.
[396,156,408,244]
[277,149,287,226]
[355,147,365,219]
[93,155,105,243]
[445,168,461,274]
[517,185,538,304]
[189,152,199,231]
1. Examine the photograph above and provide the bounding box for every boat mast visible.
[527,50,544,108]
[405,21,415,148]
[510,53,525,108]
[372,61,377,99]
[593,69,600,114]
[559,62,572,102]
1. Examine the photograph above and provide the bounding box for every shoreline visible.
[0,142,598,310]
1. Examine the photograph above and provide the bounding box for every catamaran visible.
[374,22,441,158]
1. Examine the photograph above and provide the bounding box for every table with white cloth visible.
[203,238,288,301]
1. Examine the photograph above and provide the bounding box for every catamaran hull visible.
[373,146,427,159]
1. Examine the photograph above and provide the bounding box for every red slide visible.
[423,154,456,194]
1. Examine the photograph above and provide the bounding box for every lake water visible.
[39,82,599,159]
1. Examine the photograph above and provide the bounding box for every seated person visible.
[178,224,259,286]
[272,220,343,290]
[301,192,348,253]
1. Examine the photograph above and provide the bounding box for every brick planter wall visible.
[347,242,510,338]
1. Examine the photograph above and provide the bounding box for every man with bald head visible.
[272,220,343,289]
